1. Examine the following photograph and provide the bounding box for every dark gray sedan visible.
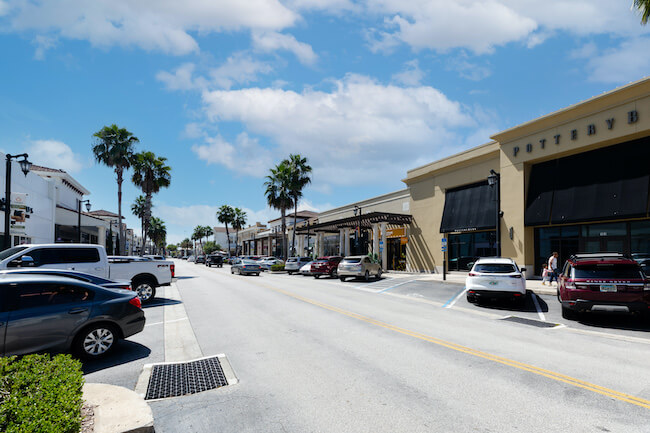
[230,259,261,276]
[0,268,132,291]
[0,275,145,359]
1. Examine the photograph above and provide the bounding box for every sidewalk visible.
[387,271,558,296]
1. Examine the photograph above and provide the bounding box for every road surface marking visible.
[531,293,546,321]
[263,284,650,410]
[377,279,420,293]
[442,286,468,308]
[145,317,188,327]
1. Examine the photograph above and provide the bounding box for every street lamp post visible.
[353,206,362,255]
[77,199,91,243]
[487,169,502,257]
[4,153,32,250]
[305,221,311,258]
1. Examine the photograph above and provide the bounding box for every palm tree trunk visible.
[116,167,124,255]
[292,200,298,257]
[225,223,230,257]
[281,209,287,260]
[141,193,151,255]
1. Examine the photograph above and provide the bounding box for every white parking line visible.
[531,293,546,321]
[144,317,188,327]
[443,287,468,309]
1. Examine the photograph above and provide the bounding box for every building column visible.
[97,226,106,248]
[317,233,324,257]
[339,229,345,256]
[344,228,351,256]
[380,222,387,270]
[372,224,379,259]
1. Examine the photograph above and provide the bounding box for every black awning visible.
[295,212,412,233]
[440,181,496,233]
[525,136,650,226]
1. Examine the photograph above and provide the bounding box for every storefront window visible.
[447,231,496,271]
[631,221,650,256]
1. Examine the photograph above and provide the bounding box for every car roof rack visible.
[569,252,629,260]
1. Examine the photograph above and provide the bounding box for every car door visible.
[0,285,9,355]
[4,282,93,356]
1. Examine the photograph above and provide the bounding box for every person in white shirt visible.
[548,252,559,285]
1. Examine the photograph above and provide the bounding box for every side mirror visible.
[20,256,35,267]
[520,267,527,272]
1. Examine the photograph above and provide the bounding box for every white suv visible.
[466,257,526,305]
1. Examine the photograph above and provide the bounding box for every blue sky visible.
[0,0,649,244]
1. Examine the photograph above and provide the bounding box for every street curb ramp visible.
[83,383,154,433]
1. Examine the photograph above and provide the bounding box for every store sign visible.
[385,227,406,238]
[513,110,639,157]
[9,193,28,236]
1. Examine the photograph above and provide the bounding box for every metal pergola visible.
[294,212,412,233]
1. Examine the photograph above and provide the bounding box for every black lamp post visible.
[353,206,362,255]
[305,221,311,258]
[77,199,91,243]
[487,169,501,257]
[4,153,32,250]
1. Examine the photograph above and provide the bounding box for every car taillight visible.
[468,272,478,277]
[171,264,175,278]
[565,282,576,290]
[129,297,142,309]
[644,282,650,291]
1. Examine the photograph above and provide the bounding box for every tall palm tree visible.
[192,225,205,254]
[203,226,214,248]
[131,151,171,255]
[264,161,293,260]
[92,124,138,255]
[634,0,650,24]
[286,154,312,257]
[232,208,247,256]
[148,217,167,255]
[217,205,235,257]
[131,195,149,253]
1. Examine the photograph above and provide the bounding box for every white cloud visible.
[210,53,274,89]
[392,59,424,86]
[156,63,204,91]
[26,139,85,173]
[284,0,359,13]
[446,54,491,81]
[584,37,650,83]
[252,31,317,65]
[198,74,475,188]
[191,132,273,177]
[32,35,57,60]
[3,0,297,55]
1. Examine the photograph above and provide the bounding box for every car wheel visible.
[376,268,382,279]
[231,268,234,274]
[314,274,320,279]
[288,271,293,275]
[74,324,118,359]
[466,293,477,303]
[340,276,347,282]
[133,279,156,304]
[364,270,370,281]
[561,305,578,320]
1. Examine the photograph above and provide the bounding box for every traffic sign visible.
[441,246,447,252]
[441,238,448,245]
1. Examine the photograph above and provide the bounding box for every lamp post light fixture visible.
[4,153,32,250]
[77,199,91,243]
[487,169,502,257]
[353,205,362,255]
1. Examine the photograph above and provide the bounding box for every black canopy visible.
[295,212,412,233]
[440,181,496,233]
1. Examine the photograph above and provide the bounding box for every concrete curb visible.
[83,383,154,433]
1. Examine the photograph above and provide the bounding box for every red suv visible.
[557,253,649,319]
[312,256,343,279]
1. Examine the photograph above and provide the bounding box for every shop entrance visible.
[387,238,406,270]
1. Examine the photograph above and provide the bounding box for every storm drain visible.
[145,355,230,400]
[500,316,559,328]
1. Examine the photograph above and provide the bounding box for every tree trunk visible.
[141,193,151,255]
[291,200,298,258]
[116,167,124,255]
[225,223,230,257]
[281,209,287,260]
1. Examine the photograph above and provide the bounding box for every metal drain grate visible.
[500,316,558,328]
[145,356,229,400]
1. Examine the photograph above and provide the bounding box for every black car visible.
[0,269,132,291]
[195,255,206,264]
[0,275,145,359]
[206,254,223,267]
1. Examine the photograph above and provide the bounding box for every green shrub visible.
[270,264,285,271]
[0,354,84,433]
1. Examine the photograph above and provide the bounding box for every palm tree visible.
[286,154,312,257]
[203,226,214,248]
[192,225,205,254]
[232,208,247,256]
[131,151,171,255]
[131,195,149,253]
[264,161,293,260]
[92,124,138,255]
[148,217,167,255]
[634,0,650,24]
[217,205,235,257]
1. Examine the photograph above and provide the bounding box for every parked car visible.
[557,253,648,319]
[0,269,132,291]
[0,274,145,359]
[285,257,313,275]
[230,258,261,276]
[259,257,284,270]
[0,244,173,304]
[206,254,224,267]
[187,255,195,262]
[466,258,527,305]
[299,261,314,276]
[338,256,382,281]
[142,255,165,260]
[312,256,343,279]
[180,256,188,260]
[195,255,206,264]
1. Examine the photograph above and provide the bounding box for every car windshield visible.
[0,246,28,261]
[287,258,297,262]
[342,258,362,263]
[573,264,643,279]
[241,260,258,265]
[473,263,517,273]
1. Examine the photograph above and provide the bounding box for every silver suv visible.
[285,257,313,275]
[338,256,382,282]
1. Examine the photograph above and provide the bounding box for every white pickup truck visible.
[0,244,173,303]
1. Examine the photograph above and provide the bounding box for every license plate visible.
[600,284,617,292]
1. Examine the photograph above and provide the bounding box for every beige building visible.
[404,76,650,276]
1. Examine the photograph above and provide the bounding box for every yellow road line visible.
[261,283,650,410]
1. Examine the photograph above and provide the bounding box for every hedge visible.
[270,264,285,271]
[0,354,84,433]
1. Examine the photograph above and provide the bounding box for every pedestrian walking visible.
[548,252,559,285]
[541,263,550,285]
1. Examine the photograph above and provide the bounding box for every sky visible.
[0,0,649,244]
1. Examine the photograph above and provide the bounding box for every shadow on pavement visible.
[174,276,195,280]
[343,277,386,283]
[81,340,151,374]
[143,297,182,308]
[471,291,549,313]
[574,314,650,332]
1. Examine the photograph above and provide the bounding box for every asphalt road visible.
[89,260,650,432]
